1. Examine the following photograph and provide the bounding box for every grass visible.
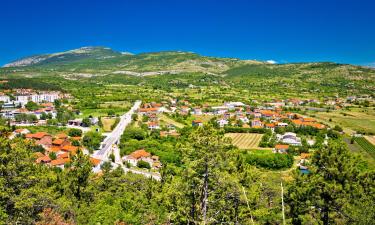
[313,108,375,134]
[225,133,265,149]
[101,117,116,132]
[159,114,185,128]
[19,126,68,135]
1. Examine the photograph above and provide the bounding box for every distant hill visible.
[3,46,123,67]
[1,46,374,94]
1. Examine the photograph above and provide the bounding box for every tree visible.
[64,150,92,202]
[0,138,56,224]
[83,131,102,152]
[81,117,91,127]
[25,101,39,111]
[286,140,374,224]
[137,160,151,169]
[68,128,82,137]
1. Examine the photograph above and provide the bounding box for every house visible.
[148,121,160,130]
[265,123,276,131]
[36,154,52,164]
[26,132,53,148]
[50,158,70,169]
[277,132,301,146]
[123,149,153,167]
[238,116,249,124]
[11,128,30,139]
[274,144,289,153]
[192,120,203,127]
[251,119,263,128]
[217,118,229,127]
[160,130,180,138]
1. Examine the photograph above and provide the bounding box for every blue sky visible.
[1,0,374,66]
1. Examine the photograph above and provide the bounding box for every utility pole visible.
[281,182,286,225]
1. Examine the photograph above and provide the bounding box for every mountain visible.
[1,47,374,94]
[3,46,123,67]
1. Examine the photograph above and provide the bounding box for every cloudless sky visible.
[1,0,375,66]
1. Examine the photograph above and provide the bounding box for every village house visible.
[277,132,301,146]
[192,120,203,127]
[148,121,160,130]
[274,144,289,153]
[123,149,161,169]
[251,118,263,128]
[217,118,229,127]
[26,132,53,148]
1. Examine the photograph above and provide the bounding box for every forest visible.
[1,123,374,224]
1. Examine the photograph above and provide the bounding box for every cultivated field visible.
[365,136,375,146]
[313,109,375,134]
[225,133,265,149]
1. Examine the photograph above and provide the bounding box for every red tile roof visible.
[275,144,289,150]
[129,149,151,159]
[50,158,70,166]
[61,145,78,153]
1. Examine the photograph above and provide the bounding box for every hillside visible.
[1,47,374,95]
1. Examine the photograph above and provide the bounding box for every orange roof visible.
[50,158,70,166]
[90,157,101,166]
[61,145,78,152]
[52,139,65,145]
[26,132,50,139]
[302,118,316,122]
[275,144,289,149]
[193,120,202,123]
[40,103,53,107]
[148,121,159,126]
[48,146,61,153]
[311,123,325,129]
[139,108,158,112]
[36,155,51,163]
[292,120,303,125]
[265,123,275,128]
[129,149,151,159]
[301,153,311,159]
[57,152,70,159]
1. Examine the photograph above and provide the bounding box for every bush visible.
[69,128,82,137]
[245,152,293,169]
[137,160,151,169]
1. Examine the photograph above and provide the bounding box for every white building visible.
[0,95,10,103]
[277,132,302,146]
[217,119,229,127]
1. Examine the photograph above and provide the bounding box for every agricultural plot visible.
[354,137,375,158]
[225,133,264,149]
[313,109,375,134]
[365,136,375,146]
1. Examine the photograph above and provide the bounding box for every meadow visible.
[313,108,375,134]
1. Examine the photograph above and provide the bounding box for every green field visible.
[313,108,375,134]
[101,117,116,132]
[354,137,375,158]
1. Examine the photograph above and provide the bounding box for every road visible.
[94,100,142,160]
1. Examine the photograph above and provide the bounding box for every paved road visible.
[94,100,142,160]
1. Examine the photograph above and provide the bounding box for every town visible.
[4,86,374,180]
